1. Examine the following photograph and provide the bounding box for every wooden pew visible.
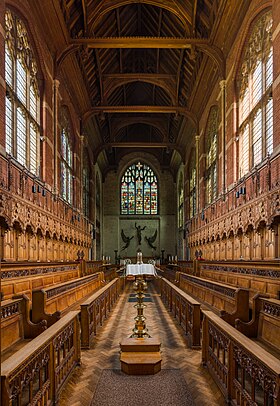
[1,311,80,406]
[80,278,120,349]
[1,295,47,354]
[202,309,280,405]
[1,261,80,300]
[156,277,201,348]
[235,295,280,355]
[31,273,103,326]
[178,272,249,320]
[199,261,280,299]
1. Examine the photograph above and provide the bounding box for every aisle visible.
[59,282,224,406]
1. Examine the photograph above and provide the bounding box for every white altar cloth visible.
[126,263,156,276]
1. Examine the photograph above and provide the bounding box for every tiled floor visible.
[59,282,225,406]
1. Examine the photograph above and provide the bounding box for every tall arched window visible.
[5,10,40,174]
[189,153,196,218]
[238,11,273,178]
[83,152,90,217]
[205,107,218,204]
[178,174,184,228]
[60,110,73,204]
[121,162,158,215]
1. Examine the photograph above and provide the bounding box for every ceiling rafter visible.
[93,142,185,163]
[83,105,198,130]
[88,0,192,33]
[57,37,225,77]
[103,73,177,105]
[110,116,168,142]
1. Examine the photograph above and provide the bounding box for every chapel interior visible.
[1,0,280,405]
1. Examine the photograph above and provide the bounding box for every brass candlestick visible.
[130,278,151,338]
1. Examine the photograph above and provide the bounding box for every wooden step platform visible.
[120,352,162,375]
[120,337,162,375]
[120,337,161,352]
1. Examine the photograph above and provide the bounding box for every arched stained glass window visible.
[121,162,158,215]
[5,9,40,175]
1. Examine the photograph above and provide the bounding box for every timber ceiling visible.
[47,0,249,172]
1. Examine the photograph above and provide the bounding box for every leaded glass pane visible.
[17,107,26,166]
[16,58,27,106]
[5,96,13,155]
[30,84,37,120]
[5,44,13,88]
[60,117,73,204]
[120,162,158,215]
[266,50,273,89]
[266,98,273,155]
[252,108,262,166]
[30,122,37,174]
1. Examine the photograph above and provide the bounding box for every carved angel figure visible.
[145,229,157,250]
[121,229,134,251]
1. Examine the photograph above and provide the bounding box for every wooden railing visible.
[156,277,201,348]
[80,278,121,349]
[202,310,280,405]
[32,273,103,326]
[1,311,81,406]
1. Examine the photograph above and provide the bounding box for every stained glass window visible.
[121,162,158,215]
[5,10,40,175]
[238,11,273,178]
[205,107,218,205]
[60,111,73,204]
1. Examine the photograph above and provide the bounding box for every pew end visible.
[220,288,250,326]
[31,289,61,327]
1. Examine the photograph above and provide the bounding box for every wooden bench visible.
[178,272,250,321]
[156,277,201,348]
[1,261,80,300]
[80,278,120,348]
[199,261,280,299]
[31,272,103,326]
[202,309,280,405]
[235,295,280,356]
[1,295,47,355]
[1,311,80,406]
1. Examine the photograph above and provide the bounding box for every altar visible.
[125,263,156,276]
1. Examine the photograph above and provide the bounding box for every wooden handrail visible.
[1,311,81,406]
[80,278,120,349]
[202,309,280,405]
